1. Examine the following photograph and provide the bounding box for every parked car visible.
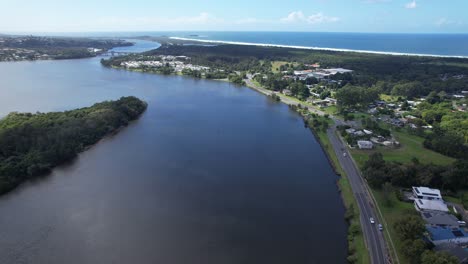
[370,217,375,224]
[378,224,383,231]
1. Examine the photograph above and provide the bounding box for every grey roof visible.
[421,211,459,227]
[435,243,468,263]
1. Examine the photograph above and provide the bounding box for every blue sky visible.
[2,0,468,33]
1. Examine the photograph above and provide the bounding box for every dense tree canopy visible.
[362,153,468,190]
[0,96,147,195]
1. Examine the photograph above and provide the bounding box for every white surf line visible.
[170,37,468,59]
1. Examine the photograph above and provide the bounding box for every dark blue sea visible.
[55,31,468,57]
[169,32,468,57]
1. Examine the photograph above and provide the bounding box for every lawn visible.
[444,190,468,208]
[372,189,417,264]
[380,94,402,102]
[271,61,289,73]
[321,105,339,116]
[350,130,455,168]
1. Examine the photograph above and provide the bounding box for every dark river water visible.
[0,40,347,264]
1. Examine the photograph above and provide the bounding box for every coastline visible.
[170,37,468,59]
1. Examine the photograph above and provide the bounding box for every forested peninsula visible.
[0,96,147,195]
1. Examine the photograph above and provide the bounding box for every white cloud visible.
[435,18,464,27]
[405,0,417,9]
[281,11,339,24]
[281,11,306,23]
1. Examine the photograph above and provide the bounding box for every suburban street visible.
[328,122,390,264]
[245,76,390,263]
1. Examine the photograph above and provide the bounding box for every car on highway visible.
[343,152,347,157]
[370,217,375,224]
[378,224,383,231]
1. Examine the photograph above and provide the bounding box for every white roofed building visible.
[413,186,443,201]
[357,140,374,149]
[414,199,449,212]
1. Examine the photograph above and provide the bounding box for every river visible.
[0,40,347,264]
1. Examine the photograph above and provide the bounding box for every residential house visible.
[421,211,460,227]
[413,186,443,201]
[426,226,468,246]
[414,199,449,212]
[357,140,374,149]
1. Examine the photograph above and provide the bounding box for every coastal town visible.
[102,43,468,263]
[0,36,131,61]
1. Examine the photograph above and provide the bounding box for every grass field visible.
[372,189,417,264]
[380,94,402,102]
[350,130,455,168]
[271,61,289,73]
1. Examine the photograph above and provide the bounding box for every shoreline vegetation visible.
[169,36,468,59]
[0,35,132,62]
[0,96,147,195]
[102,37,468,263]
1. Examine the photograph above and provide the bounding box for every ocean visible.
[168,32,468,58]
[47,31,468,58]
[32,31,468,57]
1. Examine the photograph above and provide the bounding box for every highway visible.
[327,122,389,264]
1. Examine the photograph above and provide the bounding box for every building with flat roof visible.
[435,244,468,263]
[323,68,353,74]
[421,211,459,227]
[426,226,468,245]
[412,186,443,201]
[357,140,373,149]
[414,199,449,212]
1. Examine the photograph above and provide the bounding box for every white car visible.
[378,224,383,231]
[343,152,347,157]
[370,217,375,224]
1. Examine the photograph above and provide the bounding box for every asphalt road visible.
[327,123,389,264]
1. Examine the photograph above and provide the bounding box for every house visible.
[382,141,394,147]
[353,130,365,137]
[368,108,378,114]
[325,97,337,105]
[345,128,356,134]
[357,140,374,149]
[412,186,443,201]
[421,211,460,227]
[435,244,468,263]
[282,89,292,96]
[414,199,449,212]
[323,68,353,75]
[426,226,468,245]
[363,129,373,135]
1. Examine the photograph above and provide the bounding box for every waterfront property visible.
[421,211,459,227]
[426,226,468,246]
[412,186,443,201]
[357,140,373,150]
[434,244,468,263]
[414,199,449,212]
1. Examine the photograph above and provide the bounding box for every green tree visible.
[401,239,426,264]
[420,250,458,264]
[394,215,425,241]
